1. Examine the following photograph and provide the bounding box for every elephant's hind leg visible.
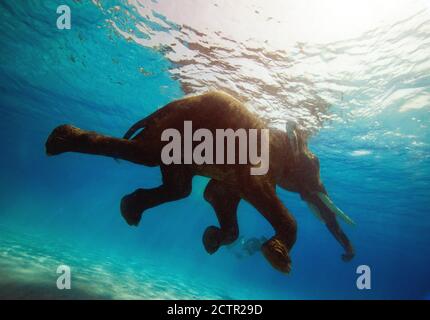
[241,178,297,274]
[202,179,240,254]
[45,124,158,165]
[120,166,193,226]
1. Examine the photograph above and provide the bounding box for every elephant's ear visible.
[286,123,303,159]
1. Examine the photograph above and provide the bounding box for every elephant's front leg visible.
[241,177,297,274]
[202,179,241,254]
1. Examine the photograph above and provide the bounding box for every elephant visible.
[45,90,355,274]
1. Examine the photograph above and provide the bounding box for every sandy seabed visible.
[0,228,233,300]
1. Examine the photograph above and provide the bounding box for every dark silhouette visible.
[45,91,354,274]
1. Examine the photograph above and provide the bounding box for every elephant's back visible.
[142,91,266,136]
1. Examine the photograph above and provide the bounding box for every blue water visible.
[0,0,429,299]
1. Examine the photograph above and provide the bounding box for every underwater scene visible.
[0,0,430,300]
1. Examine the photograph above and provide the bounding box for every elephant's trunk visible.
[302,191,355,261]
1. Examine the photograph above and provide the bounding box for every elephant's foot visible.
[202,226,221,254]
[261,237,292,274]
[45,124,76,155]
[120,191,145,226]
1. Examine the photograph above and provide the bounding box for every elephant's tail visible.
[123,109,161,140]
[116,118,149,162]
[123,101,180,140]
[123,117,149,140]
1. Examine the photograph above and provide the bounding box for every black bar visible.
[1,300,428,319]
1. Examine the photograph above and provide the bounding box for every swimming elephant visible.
[45,91,355,274]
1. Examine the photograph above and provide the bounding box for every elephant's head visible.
[282,126,355,261]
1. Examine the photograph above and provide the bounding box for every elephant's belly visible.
[192,163,244,185]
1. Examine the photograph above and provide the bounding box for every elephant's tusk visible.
[317,192,356,226]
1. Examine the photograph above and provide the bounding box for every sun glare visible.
[150,0,429,46]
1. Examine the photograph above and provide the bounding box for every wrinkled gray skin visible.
[45,91,354,274]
